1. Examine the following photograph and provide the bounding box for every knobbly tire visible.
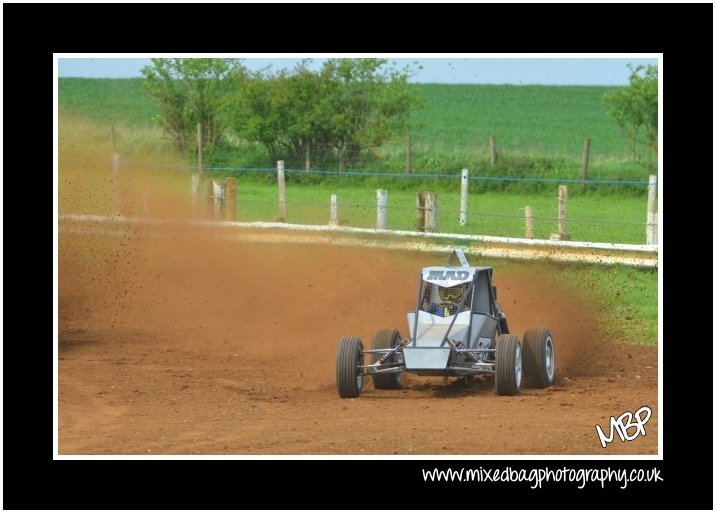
[336,336,364,398]
[495,334,522,396]
[522,327,555,388]
[371,328,403,389]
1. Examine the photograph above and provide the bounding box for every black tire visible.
[522,328,556,388]
[336,336,364,398]
[495,334,522,396]
[371,328,403,389]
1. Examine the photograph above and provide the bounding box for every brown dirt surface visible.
[58,222,658,456]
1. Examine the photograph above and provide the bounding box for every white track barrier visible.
[59,214,658,268]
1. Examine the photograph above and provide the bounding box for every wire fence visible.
[223,198,650,244]
[121,158,651,186]
[102,157,658,246]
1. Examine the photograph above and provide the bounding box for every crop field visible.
[58,78,647,181]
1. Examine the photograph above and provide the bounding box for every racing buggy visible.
[336,249,555,398]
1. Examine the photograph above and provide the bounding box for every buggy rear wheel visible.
[371,328,403,389]
[522,328,555,388]
[336,336,364,398]
[495,334,521,396]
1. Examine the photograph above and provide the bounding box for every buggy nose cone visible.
[403,347,451,370]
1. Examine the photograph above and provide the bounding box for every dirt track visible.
[58,223,658,456]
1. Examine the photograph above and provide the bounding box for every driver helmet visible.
[434,283,467,316]
[439,283,466,302]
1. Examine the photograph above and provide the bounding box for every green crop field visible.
[382,84,637,180]
[409,84,627,156]
[58,78,650,182]
[59,78,159,127]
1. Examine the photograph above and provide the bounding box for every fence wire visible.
[120,159,652,186]
[108,159,656,245]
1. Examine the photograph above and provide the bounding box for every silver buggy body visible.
[336,249,556,398]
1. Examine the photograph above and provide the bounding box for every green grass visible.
[224,179,648,244]
[58,78,652,182]
[545,262,658,346]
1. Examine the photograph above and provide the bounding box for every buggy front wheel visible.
[522,328,555,388]
[336,336,364,398]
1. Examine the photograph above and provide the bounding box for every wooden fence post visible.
[425,192,437,232]
[225,177,237,222]
[111,153,120,215]
[646,174,657,245]
[376,189,388,230]
[416,191,437,232]
[329,194,339,226]
[459,168,469,226]
[277,160,286,222]
[525,205,534,239]
[305,141,311,171]
[581,138,590,181]
[416,192,425,232]
[489,135,497,166]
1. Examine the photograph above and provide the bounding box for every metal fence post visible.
[213,180,225,218]
[329,194,339,226]
[277,160,286,222]
[557,184,568,240]
[376,189,388,230]
[459,168,469,226]
[646,175,657,245]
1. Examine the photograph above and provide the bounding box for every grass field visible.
[58,78,651,184]
[547,263,658,346]
[229,180,648,244]
[470,257,658,347]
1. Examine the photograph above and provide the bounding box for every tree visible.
[232,58,423,169]
[141,58,246,155]
[603,64,658,168]
[320,58,422,169]
[232,61,336,165]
